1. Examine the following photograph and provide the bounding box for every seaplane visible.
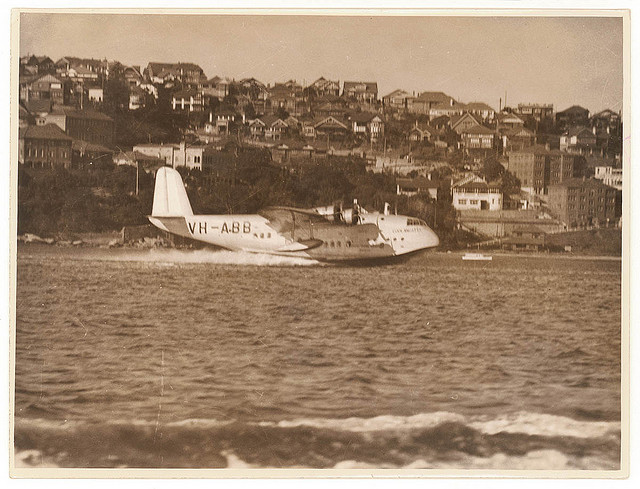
[148,167,439,263]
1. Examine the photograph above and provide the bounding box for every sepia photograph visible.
[9,7,629,477]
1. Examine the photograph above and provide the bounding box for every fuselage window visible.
[346,240,352,247]
[337,241,341,247]
[330,241,335,248]
[267,233,271,238]
[260,233,264,239]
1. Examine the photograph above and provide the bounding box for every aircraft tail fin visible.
[151,166,194,217]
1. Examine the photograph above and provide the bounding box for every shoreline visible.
[15,239,622,262]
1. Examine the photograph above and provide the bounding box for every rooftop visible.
[20,123,73,141]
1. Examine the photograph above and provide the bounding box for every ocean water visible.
[14,245,622,470]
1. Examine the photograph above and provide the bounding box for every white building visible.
[594,166,622,191]
[453,180,503,211]
[132,141,206,171]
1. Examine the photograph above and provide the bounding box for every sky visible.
[19,12,624,114]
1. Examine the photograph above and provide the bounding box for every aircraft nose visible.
[424,226,440,248]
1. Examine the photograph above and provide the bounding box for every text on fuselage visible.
[187,221,252,234]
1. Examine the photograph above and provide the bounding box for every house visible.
[85,85,104,104]
[407,122,439,143]
[204,110,236,136]
[450,113,481,135]
[555,105,590,130]
[123,66,143,87]
[25,74,65,105]
[547,177,619,228]
[465,102,496,122]
[342,81,378,104]
[67,65,100,82]
[501,225,547,251]
[308,77,340,98]
[429,101,466,118]
[452,180,503,211]
[396,176,439,200]
[267,82,304,116]
[348,112,385,142]
[261,115,290,140]
[496,112,525,130]
[313,116,350,140]
[590,109,622,134]
[171,89,205,112]
[19,123,73,168]
[145,62,205,86]
[408,91,454,114]
[313,98,349,119]
[238,78,270,101]
[248,115,289,140]
[202,76,230,101]
[594,166,623,191]
[515,103,554,121]
[559,127,598,154]
[55,57,108,77]
[460,124,495,150]
[501,126,536,154]
[25,55,55,74]
[382,89,415,111]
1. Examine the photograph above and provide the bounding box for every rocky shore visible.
[17,231,174,249]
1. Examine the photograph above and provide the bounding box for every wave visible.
[89,249,322,267]
[260,411,620,439]
[14,411,620,470]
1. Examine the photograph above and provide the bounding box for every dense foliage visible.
[18,151,458,242]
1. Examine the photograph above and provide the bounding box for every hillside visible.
[545,228,622,256]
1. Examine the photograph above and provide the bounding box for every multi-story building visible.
[19,123,73,168]
[507,145,581,196]
[42,107,114,146]
[594,166,623,191]
[547,177,619,227]
[63,108,114,146]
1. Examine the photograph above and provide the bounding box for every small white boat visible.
[462,252,493,261]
